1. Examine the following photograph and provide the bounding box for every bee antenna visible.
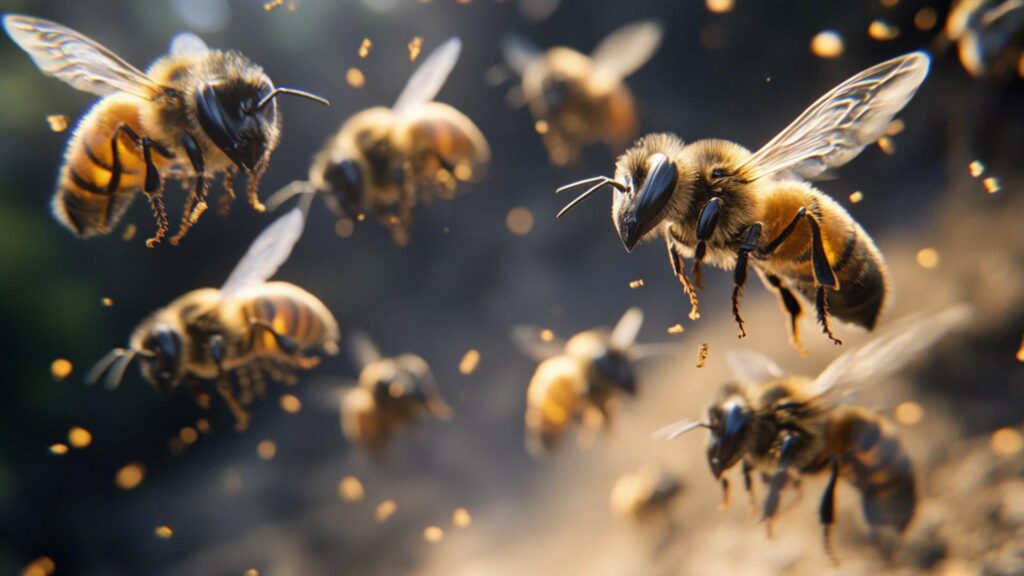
[651,419,710,440]
[256,87,331,111]
[85,348,127,386]
[105,350,141,390]
[265,180,315,213]
[556,178,626,219]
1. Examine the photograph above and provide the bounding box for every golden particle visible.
[885,119,905,136]
[339,475,365,502]
[667,324,684,335]
[334,218,356,238]
[540,329,555,342]
[629,279,645,289]
[697,343,709,368]
[459,349,481,375]
[452,507,472,528]
[46,114,68,133]
[506,207,534,236]
[375,499,397,521]
[408,37,423,62]
[894,401,924,426]
[705,0,734,13]
[810,30,844,59]
[969,160,986,178]
[423,525,445,543]
[358,38,372,58]
[122,223,137,242]
[115,462,145,490]
[154,525,173,539]
[868,20,900,41]
[49,443,69,456]
[21,556,55,576]
[534,119,549,135]
[179,427,199,445]
[914,7,938,31]
[1016,334,1024,362]
[880,0,899,7]
[346,68,365,89]
[263,0,284,11]
[453,163,473,181]
[991,428,1024,457]
[196,419,211,434]
[51,358,73,382]
[983,177,1001,194]
[101,297,114,307]
[257,440,277,461]
[68,426,92,448]
[849,191,864,204]
[245,570,260,576]
[916,247,940,269]
[279,393,302,414]
[877,136,896,155]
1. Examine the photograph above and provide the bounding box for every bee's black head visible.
[195,78,280,172]
[706,395,752,477]
[138,325,184,394]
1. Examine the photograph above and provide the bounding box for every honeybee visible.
[655,306,970,557]
[339,332,452,455]
[267,38,489,246]
[3,15,328,247]
[86,207,339,430]
[501,21,662,166]
[944,0,1024,79]
[515,308,674,456]
[609,466,683,523]
[557,53,931,350]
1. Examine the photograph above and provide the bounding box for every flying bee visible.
[943,0,1024,79]
[609,466,683,524]
[267,38,489,246]
[501,20,662,165]
[339,332,452,455]
[557,53,931,350]
[86,206,340,430]
[514,308,674,456]
[655,306,970,558]
[3,15,328,247]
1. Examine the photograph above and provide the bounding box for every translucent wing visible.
[511,325,565,361]
[169,31,209,56]
[738,52,930,182]
[725,349,787,386]
[3,14,163,100]
[219,208,305,300]
[393,37,461,115]
[348,330,383,367]
[610,307,644,350]
[810,305,972,400]
[590,20,663,79]
[501,34,543,75]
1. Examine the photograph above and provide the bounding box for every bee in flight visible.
[655,306,970,559]
[501,20,662,166]
[557,52,931,350]
[943,0,1024,79]
[609,466,683,524]
[267,37,489,246]
[338,332,452,455]
[514,308,674,456]
[86,206,340,430]
[3,15,328,247]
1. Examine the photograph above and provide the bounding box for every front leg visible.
[663,227,700,320]
[111,125,173,247]
[732,223,762,339]
[170,133,209,245]
[762,273,807,355]
[819,457,840,565]
[761,433,802,535]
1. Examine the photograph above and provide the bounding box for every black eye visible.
[711,168,727,179]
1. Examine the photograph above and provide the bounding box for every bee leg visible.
[236,364,254,406]
[692,197,723,290]
[761,434,801,533]
[112,126,171,248]
[250,320,321,370]
[219,167,238,218]
[819,457,841,565]
[246,163,268,213]
[764,274,806,355]
[742,460,759,515]
[251,364,268,397]
[185,378,212,410]
[664,228,701,320]
[216,376,251,432]
[170,133,209,246]
[732,223,763,339]
[719,477,730,509]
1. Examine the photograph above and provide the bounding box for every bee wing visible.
[511,325,565,361]
[590,20,663,79]
[3,14,163,100]
[500,34,543,75]
[610,307,644,350]
[810,305,972,402]
[393,37,462,115]
[738,51,930,183]
[347,330,383,367]
[219,208,306,300]
[169,31,209,56]
[652,418,705,440]
[725,349,786,386]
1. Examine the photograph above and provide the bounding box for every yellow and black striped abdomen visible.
[53,96,155,237]
[829,407,916,532]
[238,282,340,358]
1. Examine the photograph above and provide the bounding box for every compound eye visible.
[711,168,727,179]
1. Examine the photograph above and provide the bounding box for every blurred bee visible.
[944,0,1024,79]
[609,466,683,524]
[557,53,931,350]
[514,308,673,456]
[3,15,328,247]
[655,307,970,558]
[339,332,453,455]
[501,20,662,165]
[267,38,489,246]
[86,207,339,430]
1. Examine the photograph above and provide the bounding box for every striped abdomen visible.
[829,407,916,532]
[238,282,340,359]
[401,102,490,187]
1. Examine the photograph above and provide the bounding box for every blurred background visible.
[0,0,1021,574]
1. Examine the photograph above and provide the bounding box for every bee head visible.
[137,324,185,394]
[321,156,364,216]
[706,394,752,478]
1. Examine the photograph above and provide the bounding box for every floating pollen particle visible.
[629,279,645,289]
[915,248,940,269]
[969,160,985,178]
[539,329,555,342]
[914,7,938,30]
[358,38,372,58]
[263,0,284,11]
[810,30,844,59]
[452,507,472,528]
[375,499,397,521]
[51,358,73,381]
[460,349,481,375]
[983,177,1001,194]
[115,462,145,490]
[279,393,302,414]
[696,343,709,368]
[49,443,69,456]
[991,428,1023,457]
[339,475,365,502]
[408,37,423,61]
[346,68,366,88]
[894,402,924,426]
[154,525,173,539]
[46,115,68,133]
[868,20,900,41]
[257,440,277,461]
[534,120,549,134]
[667,324,684,335]
[423,525,445,543]
[506,207,534,236]
[68,427,92,448]
[849,191,864,204]
[705,0,734,13]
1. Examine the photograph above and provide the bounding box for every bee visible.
[501,20,662,165]
[556,52,931,350]
[267,38,489,246]
[3,15,328,247]
[514,308,673,455]
[86,207,340,430]
[339,332,452,455]
[655,307,970,558]
[609,466,683,524]
[944,0,1024,79]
